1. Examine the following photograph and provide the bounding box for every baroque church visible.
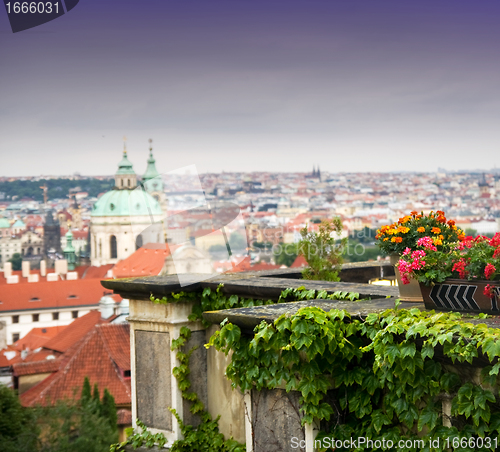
[90,142,165,266]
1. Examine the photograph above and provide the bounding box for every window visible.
[12,315,19,324]
[30,297,40,302]
[32,314,39,322]
[72,310,78,319]
[52,312,59,320]
[110,235,117,259]
[123,370,131,378]
[12,333,20,343]
[136,234,143,250]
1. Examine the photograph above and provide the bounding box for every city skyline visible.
[1,0,500,177]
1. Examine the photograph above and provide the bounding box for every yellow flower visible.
[383,238,389,241]
[397,226,410,234]
[434,238,443,246]
[417,227,425,233]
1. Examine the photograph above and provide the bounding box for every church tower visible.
[142,139,167,213]
[43,209,61,258]
[90,139,164,266]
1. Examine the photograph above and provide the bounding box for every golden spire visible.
[123,136,127,155]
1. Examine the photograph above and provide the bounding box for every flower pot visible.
[419,279,500,313]
[390,254,423,302]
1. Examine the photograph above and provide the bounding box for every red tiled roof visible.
[81,264,114,280]
[117,409,132,426]
[0,345,18,368]
[98,323,130,371]
[0,277,119,313]
[291,255,308,268]
[43,310,104,353]
[13,356,61,375]
[112,246,169,278]
[20,324,131,407]
[14,326,67,351]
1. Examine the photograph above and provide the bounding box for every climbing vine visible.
[110,285,360,451]
[208,302,500,451]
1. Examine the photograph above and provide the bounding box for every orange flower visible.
[417,227,425,233]
[452,225,457,230]
[437,210,445,216]
[410,211,418,216]
[437,216,446,224]
[434,238,443,246]
[391,237,403,243]
[397,226,410,234]
[458,234,465,241]
[431,227,441,234]
[383,237,389,241]
[447,220,455,226]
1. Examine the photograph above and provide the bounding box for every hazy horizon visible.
[1,0,499,177]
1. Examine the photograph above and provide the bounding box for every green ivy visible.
[208,302,500,452]
[110,285,360,451]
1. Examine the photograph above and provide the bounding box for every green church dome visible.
[91,189,163,217]
[0,218,11,228]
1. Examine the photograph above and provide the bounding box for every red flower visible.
[485,263,496,280]
[452,260,468,279]
[493,247,500,259]
[490,233,500,247]
[484,284,496,299]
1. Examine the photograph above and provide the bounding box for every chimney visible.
[99,294,115,319]
[40,260,46,277]
[54,259,68,275]
[4,262,12,278]
[6,275,19,284]
[22,260,30,278]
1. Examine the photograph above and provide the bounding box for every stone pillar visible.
[127,298,207,446]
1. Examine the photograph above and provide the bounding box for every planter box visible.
[389,254,423,302]
[420,279,500,313]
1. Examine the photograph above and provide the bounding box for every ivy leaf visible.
[418,405,439,431]
[384,344,400,365]
[399,341,416,358]
[371,410,391,433]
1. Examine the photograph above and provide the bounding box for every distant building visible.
[43,210,62,263]
[90,144,164,266]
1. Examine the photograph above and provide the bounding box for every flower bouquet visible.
[375,211,464,302]
[397,233,500,313]
[375,210,464,255]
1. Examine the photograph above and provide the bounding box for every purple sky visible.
[1,0,499,176]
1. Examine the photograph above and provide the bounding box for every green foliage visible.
[298,218,346,281]
[101,389,118,429]
[35,396,118,452]
[228,233,247,251]
[208,303,500,450]
[274,243,299,267]
[92,383,100,405]
[252,241,273,250]
[0,178,114,202]
[81,376,91,405]
[8,253,22,271]
[113,286,359,451]
[0,379,117,452]
[0,385,39,452]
